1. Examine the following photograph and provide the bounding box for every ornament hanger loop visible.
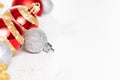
[29,2,40,15]
[35,2,40,7]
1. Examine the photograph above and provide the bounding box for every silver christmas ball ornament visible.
[0,41,12,65]
[24,28,54,53]
[42,0,53,14]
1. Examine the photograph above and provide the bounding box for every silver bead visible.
[23,28,54,53]
[42,0,53,14]
[0,41,12,65]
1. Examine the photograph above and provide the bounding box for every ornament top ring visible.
[12,0,43,16]
[29,2,40,15]
[3,2,41,33]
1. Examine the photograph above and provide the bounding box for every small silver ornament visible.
[23,28,54,53]
[42,0,53,14]
[0,41,12,65]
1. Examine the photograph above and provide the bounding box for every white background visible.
[1,0,120,80]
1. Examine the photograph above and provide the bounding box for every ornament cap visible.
[43,43,54,53]
[29,2,40,15]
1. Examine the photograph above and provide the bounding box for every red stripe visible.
[10,8,37,30]
[0,18,21,50]
[0,18,6,28]
[11,20,23,36]
[9,38,21,50]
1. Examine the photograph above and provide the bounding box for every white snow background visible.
[1,0,120,80]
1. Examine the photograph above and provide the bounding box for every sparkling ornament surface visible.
[0,17,24,55]
[42,0,53,14]
[12,0,43,16]
[24,28,48,53]
[24,28,54,53]
[0,41,12,65]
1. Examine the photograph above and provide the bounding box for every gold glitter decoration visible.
[2,17,24,45]
[0,63,7,73]
[0,63,10,80]
[0,72,10,80]
[3,10,27,32]
[3,10,13,19]
[18,6,38,25]
[29,3,40,15]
